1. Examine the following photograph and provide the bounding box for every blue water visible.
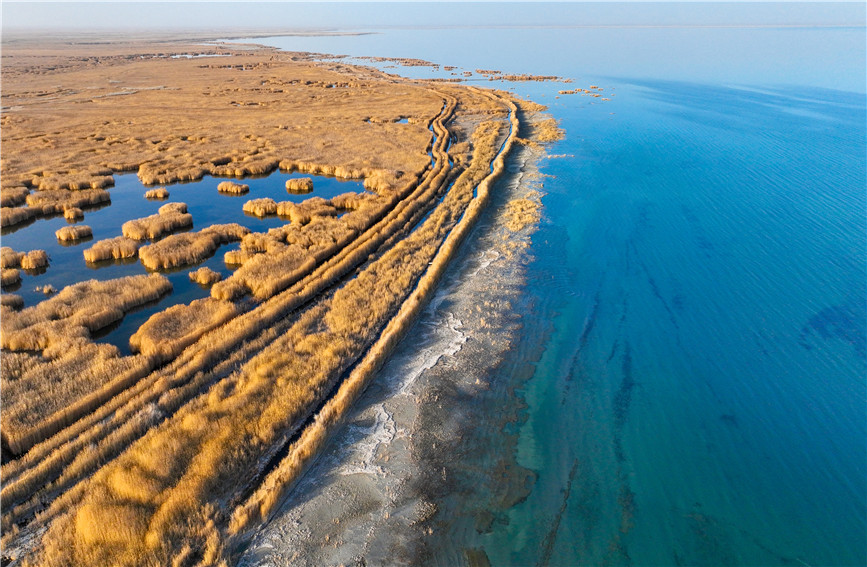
[242,5,866,565]
[2,170,364,354]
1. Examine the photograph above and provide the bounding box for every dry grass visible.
[83,236,140,263]
[189,267,222,286]
[217,181,249,195]
[242,198,277,217]
[56,225,93,242]
[138,223,249,270]
[285,177,313,194]
[144,187,170,200]
[122,207,193,240]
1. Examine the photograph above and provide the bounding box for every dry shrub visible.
[20,250,49,270]
[64,207,84,221]
[138,224,249,270]
[189,267,222,286]
[56,225,93,242]
[285,177,313,194]
[242,198,277,217]
[1,268,21,288]
[1,293,24,309]
[122,207,193,240]
[145,187,170,200]
[84,236,140,262]
[0,206,37,228]
[25,188,110,215]
[130,297,238,362]
[217,181,249,194]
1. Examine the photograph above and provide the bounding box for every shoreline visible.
[238,133,550,566]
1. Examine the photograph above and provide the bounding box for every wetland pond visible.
[2,170,365,355]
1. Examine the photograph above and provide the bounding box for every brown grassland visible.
[0,33,561,566]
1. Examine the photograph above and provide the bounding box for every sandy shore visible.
[239,140,547,567]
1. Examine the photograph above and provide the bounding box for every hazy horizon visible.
[2,2,864,33]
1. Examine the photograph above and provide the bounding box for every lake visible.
[237,3,866,565]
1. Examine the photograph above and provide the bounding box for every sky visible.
[2,2,864,32]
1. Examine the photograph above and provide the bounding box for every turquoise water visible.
[2,170,364,354]
[245,6,866,566]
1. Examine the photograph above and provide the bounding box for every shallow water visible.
[242,5,866,565]
[2,170,364,354]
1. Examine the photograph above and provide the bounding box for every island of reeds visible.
[0,33,560,566]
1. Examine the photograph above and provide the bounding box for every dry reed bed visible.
[0,274,171,453]
[21,91,510,566]
[1,293,24,309]
[144,187,169,200]
[285,177,313,193]
[1,268,21,288]
[2,248,49,270]
[130,298,238,362]
[217,181,249,195]
[83,236,140,263]
[63,207,83,221]
[1,186,30,207]
[230,92,519,535]
[55,225,92,242]
[0,56,533,564]
[25,189,111,215]
[137,223,249,270]
[242,198,277,217]
[0,95,454,540]
[121,205,193,240]
[189,267,222,286]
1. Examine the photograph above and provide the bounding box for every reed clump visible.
[144,187,170,200]
[1,186,30,207]
[25,188,111,215]
[130,297,238,362]
[242,198,277,217]
[0,206,37,228]
[275,197,339,225]
[504,192,542,232]
[285,177,313,193]
[83,236,140,263]
[64,207,84,221]
[1,268,21,288]
[1,293,23,309]
[189,266,222,286]
[122,206,193,240]
[217,181,249,195]
[56,224,93,242]
[1,247,25,268]
[138,223,249,270]
[20,249,49,270]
